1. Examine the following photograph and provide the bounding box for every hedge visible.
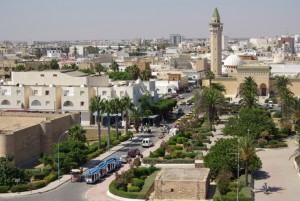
[132,178,144,189]
[31,180,47,190]
[10,184,30,192]
[142,157,194,164]
[265,142,288,148]
[0,186,9,193]
[128,186,140,192]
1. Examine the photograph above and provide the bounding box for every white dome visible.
[224,55,243,66]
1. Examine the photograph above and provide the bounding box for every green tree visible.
[0,155,29,186]
[125,65,140,80]
[239,136,260,186]
[205,70,215,86]
[204,138,239,179]
[62,47,70,57]
[130,108,142,132]
[111,98,121,139]
[211,82,226,93]
[139,93,152,113]
[267,46,272,52]
[95,64,106,74]
[34,48,43,60]
[86,46,100,54]
[68,125,86,142]
[109,60,119,72]
[108,72,132,80]
[223,108,277,139]
[240,76,259,108]
[49,59,60,70]
[61,64,70,70]
[103,99,114,151]
[140,69,151,81]
[120,96,134,135]
[194,87,225,130]
[15,64,25,72]
[89,96,106,150]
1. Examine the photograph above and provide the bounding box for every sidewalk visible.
[0,135,141,198]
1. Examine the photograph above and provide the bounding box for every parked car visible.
[127,148,141,158]
[178,95,184,99]
[119,155,131,163]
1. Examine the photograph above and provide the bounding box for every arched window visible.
[63,101,74,107]
[31,100,41,106]
[1,100,10,105]
[260,83,267,96]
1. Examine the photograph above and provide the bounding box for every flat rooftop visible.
[0,112,71,134]
[157,168,210,182]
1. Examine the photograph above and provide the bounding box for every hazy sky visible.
[1,0,299,41]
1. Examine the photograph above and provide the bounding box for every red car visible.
[127,148,141,158]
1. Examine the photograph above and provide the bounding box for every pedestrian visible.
[263,182,268,194]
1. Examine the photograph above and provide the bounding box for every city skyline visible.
[1,0,300,41]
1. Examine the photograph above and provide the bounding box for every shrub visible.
[133,167,149,178]
[44,172,57,183]
[149,151,159,158]
[163,155,172,160]
[128,186,140,192]
[148,165,159,174]
[0,186,9,193]
[266,142,288,148]
[177,137,188,144]
[132,178,144,189]
[31,180,47,189]
[132,158,141,167]
[171,150,185,159]
[273,111,282,118]
[155,148,165,157]
[187,152,197,158]
[268,139,278,145]
[142,157,194,164]
[216,171,232,195]
[257,139,268,148]
[10,184,29,192]
[174,145,183,150]
[32,171,46,180]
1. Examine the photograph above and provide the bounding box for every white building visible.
[47,49,61,58]
[249,37,269,49]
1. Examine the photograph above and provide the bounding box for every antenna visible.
[285,27,289,36]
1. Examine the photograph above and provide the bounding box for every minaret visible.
[209,8,223,76]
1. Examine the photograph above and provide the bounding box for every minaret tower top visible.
[209,7,223,76]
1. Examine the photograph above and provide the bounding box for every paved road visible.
[2,92,194,201]
[253,139,300,201]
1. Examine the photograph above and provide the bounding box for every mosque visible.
[203,8,300,102]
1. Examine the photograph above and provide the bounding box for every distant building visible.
[249,37,269,49]
[170,34,184,46]
[222,35,229,50]
[277,36,295,54]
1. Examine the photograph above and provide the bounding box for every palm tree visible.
[144,110,152,125]
[103,99,114,151]
[111,98,121,139]
[73,47,78,59]
[109,60,119,72]
[205,70,215,86]
[194,87,225,130]
[49,59,59,70]
[89,96,106,150]
[130,108,142,133]
[211,82,226,93]
[140,69,151,81]
[275,76,292,93]
[120,96,134,135]
[240,76,259,108]
[239,136,257,186]
[68,125,86,142]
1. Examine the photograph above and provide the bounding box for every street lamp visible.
[247,129,250,139]
[58,131,68,181]
[237,138,240,201]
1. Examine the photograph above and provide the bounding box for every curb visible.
[107,190,145,201]
[0,137,140,198]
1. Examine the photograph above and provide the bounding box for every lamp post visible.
[237,138,240,201]
[58,131,68,181]
[247,129,250,139]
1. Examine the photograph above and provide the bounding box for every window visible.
[80,101,85,106]
[53,74,57,77]
[16,90,21,95]
[80,91,85,96]
[120,91,125,97]
[33,90,38,95]
[45,90,49,95]
[46,101,50,105]
[40,74,44,77]
[17,100,21,105]
[102,91,107,96]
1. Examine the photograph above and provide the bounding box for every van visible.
[142,138,153,147]
[268,100,274,109]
